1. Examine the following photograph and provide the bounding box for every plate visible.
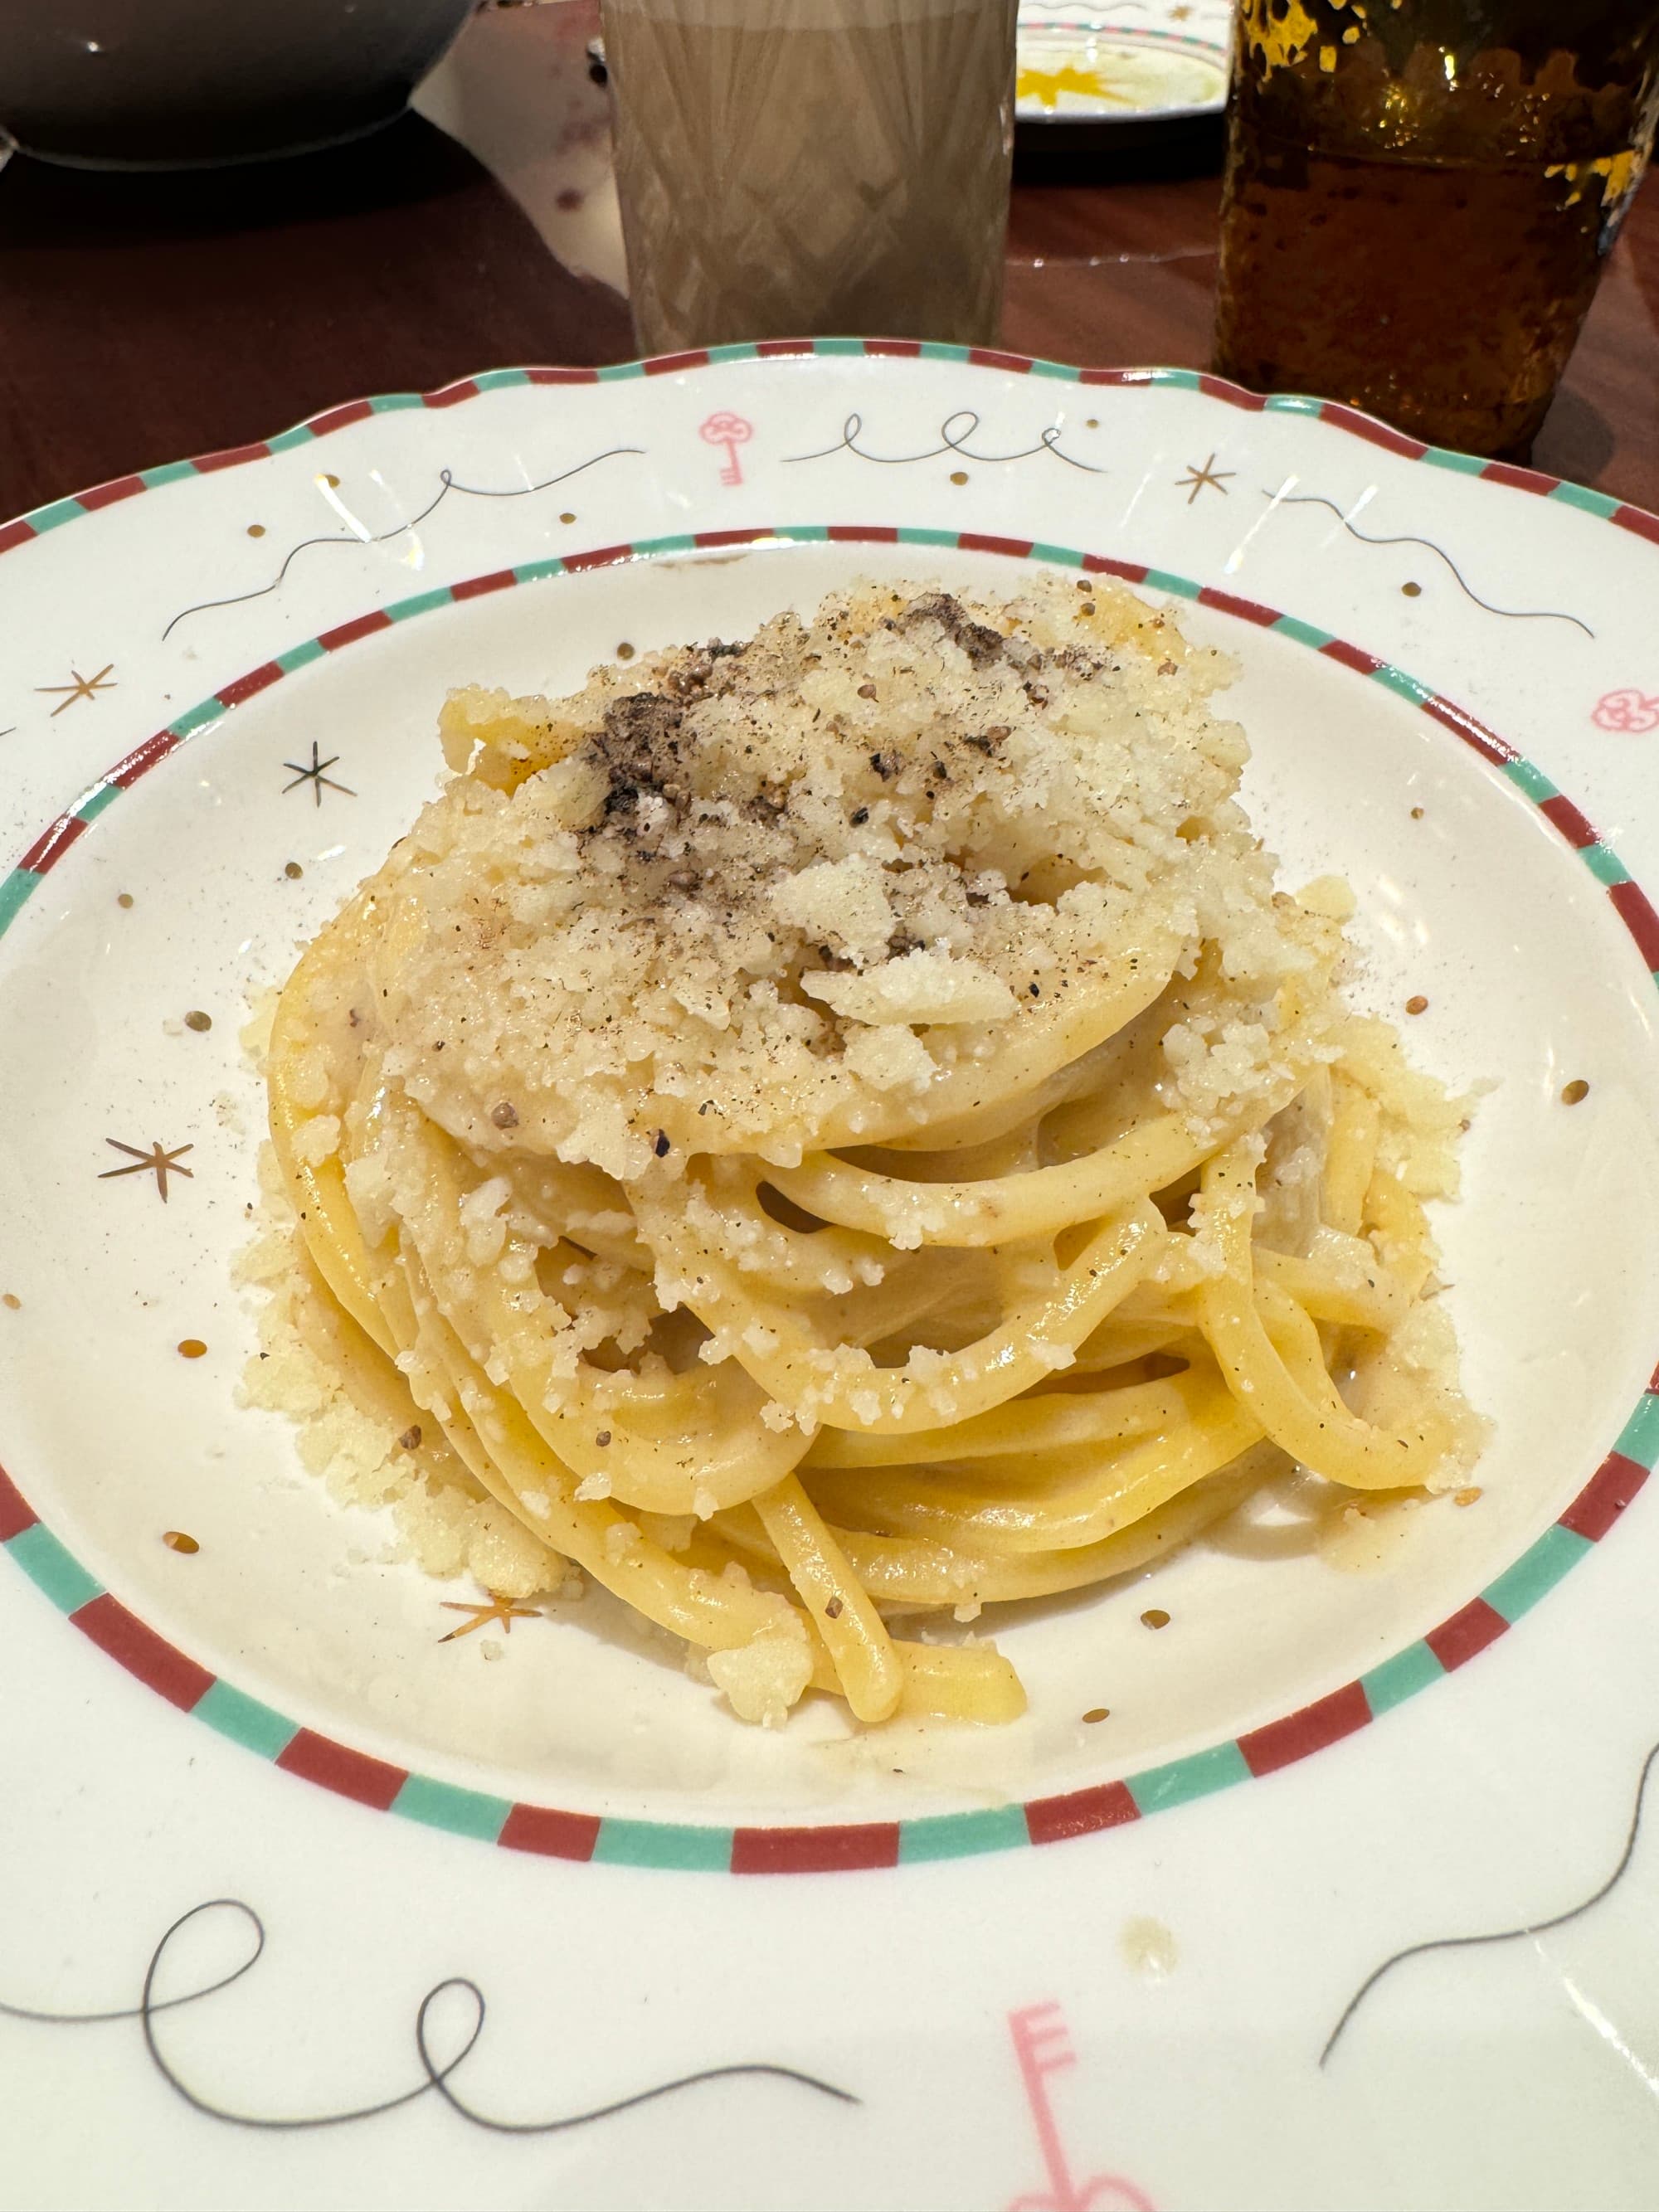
[4,348,1659,2212]
[1016,0,1232,148]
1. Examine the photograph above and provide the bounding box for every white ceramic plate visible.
[1016,0,1232,128]
[4,348,1659,2212]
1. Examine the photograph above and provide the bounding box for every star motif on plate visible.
[37,664,116,715]
[282,741,356,807]
[439,1592,540,1643]
[98,1137,194,1201]
[1175,454,1235,503]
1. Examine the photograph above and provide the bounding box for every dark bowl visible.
[0,0,478,168]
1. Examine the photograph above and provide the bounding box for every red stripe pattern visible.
[17,814,89,877]
[1197,585,1279,627]
[1609,881,1659,968]
[193,440,271,474]
[275,1729,408,1810]
[499,1805,603,1860]
[1425,1597,1510,1671]
[1559,1451,1651,1541]
[307,400,376,437]
[112,732,183,789]
[959,532,1036,560]
[1539,794,1598,849]
[1319,638,1384,675]
[1422,694,1512,766]
[450,569,518,600]
[77,474,148,512]
[691,527,772,550]
[216,663,285,709]
[1238,1681,1372,1776]
[1025,1780,1140,1845]
[0,1459,38,1542]
[318,609,393,653]
[1481,459,1554,495]
[1199,373,1266,408]
[72,1594,216,1711]
[562,542,635,573]
[731,1822,900,1874]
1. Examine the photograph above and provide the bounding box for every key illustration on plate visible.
[1005,2002,1155,2212]
[701,411,754,486]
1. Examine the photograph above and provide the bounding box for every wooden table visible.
[2,0,1655,524]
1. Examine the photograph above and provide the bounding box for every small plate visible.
[1016,0,1232,150]
[4,348,1659,2212]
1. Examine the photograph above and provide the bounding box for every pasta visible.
[252,577,1483,1728]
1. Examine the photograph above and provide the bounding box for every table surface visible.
[1,0,1656,526]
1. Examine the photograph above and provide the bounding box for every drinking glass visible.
[1212,1,1659,457]
[600,0,1019,355]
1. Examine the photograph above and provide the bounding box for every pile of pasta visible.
[259,578,1481,1728]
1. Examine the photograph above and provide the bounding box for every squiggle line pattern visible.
[0,1898,858,2134]
[159,445,647,642]
[786,411,1106,474]
[1321,1739,1659,2066]
[1265,487,1595,638]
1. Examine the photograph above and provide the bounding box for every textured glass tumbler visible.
[601,0,1018,353]
[1213,1,1659,458]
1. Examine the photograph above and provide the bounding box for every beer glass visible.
[1213,1,1659,456]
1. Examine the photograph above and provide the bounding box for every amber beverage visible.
[1213,1,1659,457]
[601,0,1018,354]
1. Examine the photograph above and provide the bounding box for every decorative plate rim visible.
[2,521,1656,1874]
[1018,21,1232,61]
[3,344,1657,560]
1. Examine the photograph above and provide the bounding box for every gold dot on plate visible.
[1561,1077,1590,1105]
[284,860,304,879]
[178,1338,207,1359]
[163,1529,200,1553]
[247,523,266,538]
[183,1009,212,1033]
[560,511,577,525]
[950,469,969,485]
[1401,580,1422,596]
[323,472,341,489]
[1454,1486,1483,1508]
[117,892,135,908]
[1,1292,21,1311]
[1086,417,1099,429]
[1082,1705,1111,1723]
[1405,994,1428,1015]
[615,642,636,661]
[1140,1607,1170,1630]
[1410,805,1425,819]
